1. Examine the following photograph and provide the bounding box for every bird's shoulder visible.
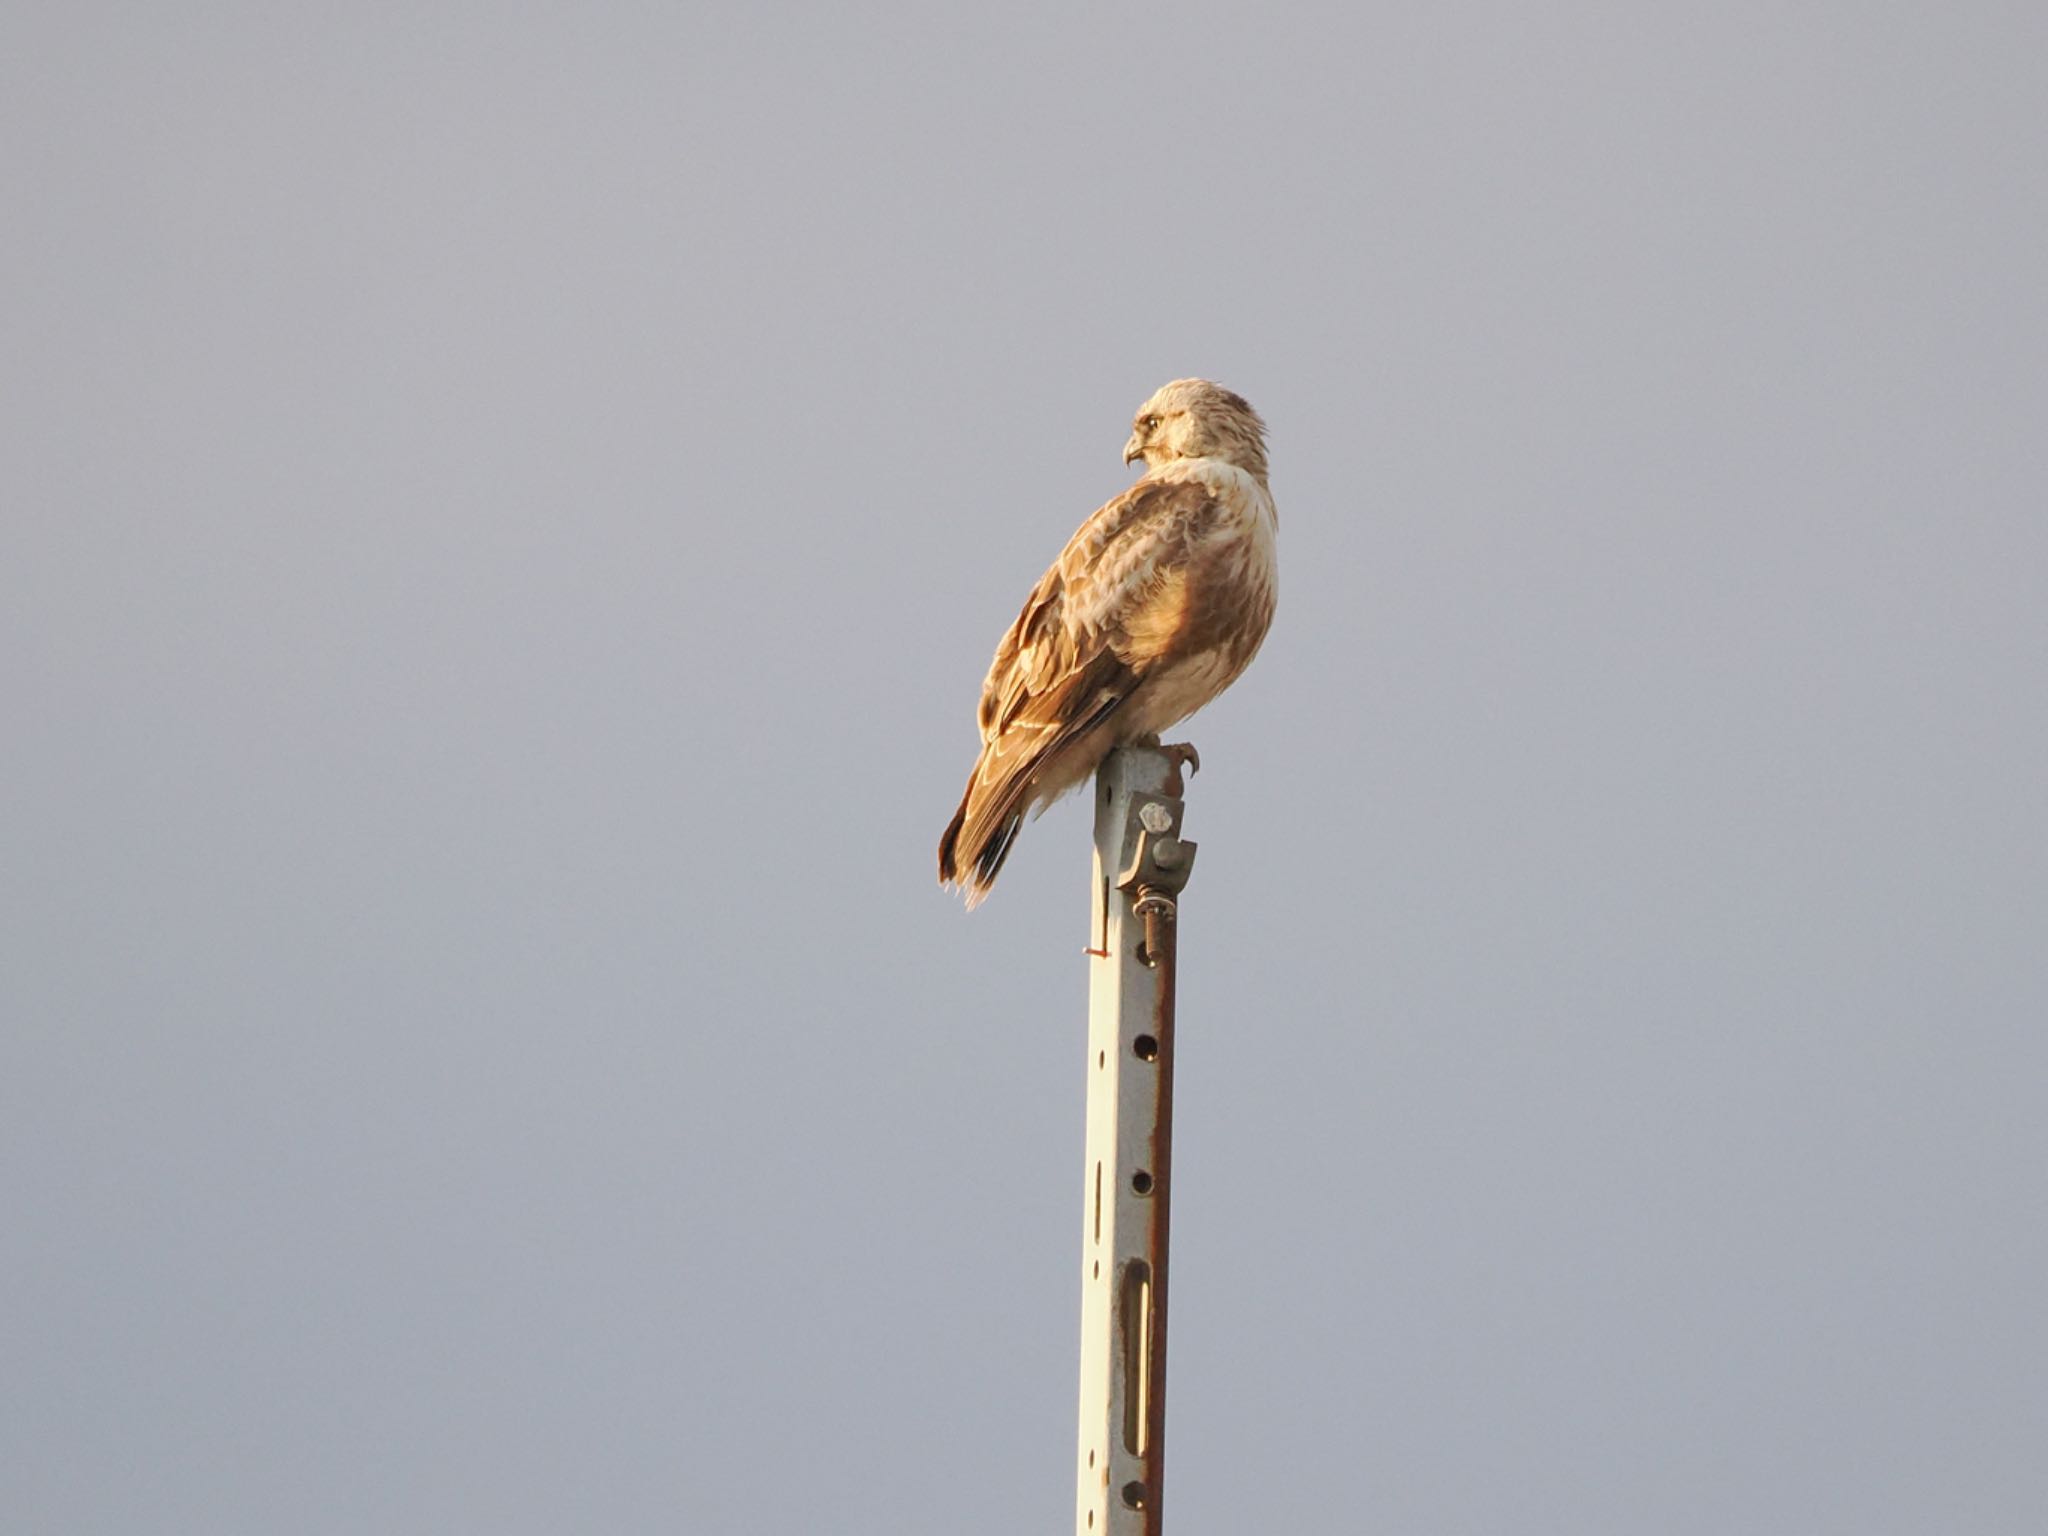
[1053,472,1218,585]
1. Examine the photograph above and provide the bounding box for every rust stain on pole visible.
[1139,894,1176,1522]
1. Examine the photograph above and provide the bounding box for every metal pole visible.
[1075,745,1197,1536]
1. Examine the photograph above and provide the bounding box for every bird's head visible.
[1122,378,1269,482]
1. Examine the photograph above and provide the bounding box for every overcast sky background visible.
[6,4,2046,1532]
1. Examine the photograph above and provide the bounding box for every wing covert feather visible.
[975,478,1215,746]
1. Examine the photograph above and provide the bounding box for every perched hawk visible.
[938,379,1279,906]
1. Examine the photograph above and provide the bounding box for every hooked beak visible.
[1123,435,1146,467]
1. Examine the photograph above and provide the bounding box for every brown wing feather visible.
[938,648,1135,901]
[938,478,1217,904]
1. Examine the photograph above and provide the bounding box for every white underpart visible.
[1122,455,1278,739]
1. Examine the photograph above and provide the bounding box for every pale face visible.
[1122,383,1208,469]
[1121,380,1265,475]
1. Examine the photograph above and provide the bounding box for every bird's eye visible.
[1140,415,1160,432]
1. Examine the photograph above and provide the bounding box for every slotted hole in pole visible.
[1093,1162,1103,1246]
[1120,1260,1153,1457]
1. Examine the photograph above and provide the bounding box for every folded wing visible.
[938,478,1215,904]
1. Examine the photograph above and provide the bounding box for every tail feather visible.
[937,754,1033,909]
[937,657,1135,908]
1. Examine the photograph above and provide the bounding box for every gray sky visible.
[5,4,2045,1532]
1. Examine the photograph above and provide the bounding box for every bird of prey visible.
[938,378,1278,907]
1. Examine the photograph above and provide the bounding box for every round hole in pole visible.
[1132,1170,1154,1196]
[1133,1034,1158,1061]
[1122,1481,1148,1511]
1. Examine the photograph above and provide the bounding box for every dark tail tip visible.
[938,795,1021,910]
[937,799,968,886]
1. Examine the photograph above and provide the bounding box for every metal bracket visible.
[1115,796,1197,967]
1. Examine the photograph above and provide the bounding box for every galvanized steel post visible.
[1075,744,1197,1536]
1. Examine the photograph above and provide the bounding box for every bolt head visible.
[1139,802,1173,833]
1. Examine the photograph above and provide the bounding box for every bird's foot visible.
[1129,735,1200,794]
[1156,739,1200,795]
